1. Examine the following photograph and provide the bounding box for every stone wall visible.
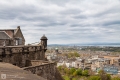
[0,45,63,80]
[0,45,46,67]
[0,36,63,80]
[23,61,63,80]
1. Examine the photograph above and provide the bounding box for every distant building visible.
[90,55,120,74]
[74,58,85,69]
[55,48,59,54]
[46,53,58,61]
[91,58,111,71]
[103,65,119,74]
[0,26,25,46]
[102,55,120,66]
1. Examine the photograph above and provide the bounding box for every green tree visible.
[73,70,77,76]
[82,70,89,76]
[98,70,111,80]
[58,66,62,71]
[70,68,76,75]
[112,77,120,80]
[64,67,70,75]
[76,69,82,75]
[72,78,77,80]
[63,76,70,80]
[89,76,100,80]
[73,52,80,57]
[106,74,111,80]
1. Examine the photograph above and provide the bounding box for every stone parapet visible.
[0,45,43,53]
[23,61,63,80]
[0,45,46,67]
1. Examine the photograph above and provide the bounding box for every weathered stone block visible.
[11,48,23,53]
[23,47,29,52]
[5,48,11,54]
[29,46,36,52]
[36,46,40,51]
[0,49,3,55]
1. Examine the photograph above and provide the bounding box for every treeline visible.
[81,47,120,52]
[58,66,88,76]
[63,52,80,58]
[57,66,120,80]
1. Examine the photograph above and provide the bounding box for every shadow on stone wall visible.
[23,61,64,80]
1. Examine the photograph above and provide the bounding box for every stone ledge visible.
[0,62,46,80]
[23,61,55,69]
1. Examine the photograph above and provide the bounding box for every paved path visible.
[0,62,45,80]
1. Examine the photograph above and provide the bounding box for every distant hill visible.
[48,43,120,47]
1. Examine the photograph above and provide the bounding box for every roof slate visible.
[0,31,10,40]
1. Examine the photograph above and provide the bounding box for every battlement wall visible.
[0,36,63,80]
[23,61,63,80]
[0,45,46,67]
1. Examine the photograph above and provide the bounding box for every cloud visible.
[0,0,120,44]
[102,20,120,26]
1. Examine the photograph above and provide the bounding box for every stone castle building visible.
[0,26,63,80]
[0,26,25,46]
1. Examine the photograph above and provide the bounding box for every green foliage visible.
[89,76,100,80]
[63,76,78,80]
[67,52,80,58]
[106,74,111,80]
[58,66,120,80]
[73,52,80,57]
[72,78,77,80]
[73,70,78,76]
[98,70,111,80]
[64,68,70,75]
[76,69,82,75]
[81,47,120,52]
[112,77,120,80]
[82,70,89,76]
[58,66,62,71]
[63,76,70,80]
[70,68,76,75]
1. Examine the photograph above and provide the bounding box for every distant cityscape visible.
[0,0,120,79]
[46,45,120,80]
[48,43,120,47]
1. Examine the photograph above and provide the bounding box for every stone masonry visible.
[0,35,63,80]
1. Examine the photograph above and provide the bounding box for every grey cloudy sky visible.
[0,0,120,44]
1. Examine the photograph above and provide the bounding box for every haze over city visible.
[0,0,120,44]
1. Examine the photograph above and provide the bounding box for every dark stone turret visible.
[40,35,48,49]
[41,35,48,40]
